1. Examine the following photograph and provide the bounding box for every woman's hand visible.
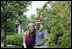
[23,31,27,48]
[23,43,27,48]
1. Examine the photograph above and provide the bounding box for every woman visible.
[23,23,35,48]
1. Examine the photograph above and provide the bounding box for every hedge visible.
[6,34,24,47]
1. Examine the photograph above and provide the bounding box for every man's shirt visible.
[35,24,48,48]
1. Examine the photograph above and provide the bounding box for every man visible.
[34,17,48,48]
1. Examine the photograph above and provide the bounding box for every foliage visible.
[1,1,32,47]
[30,14,36,25]
[37,1,71,48]
[7,19,15,32]
[6,34,24,47]
[1,1,32,31]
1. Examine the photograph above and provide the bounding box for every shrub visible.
[6,34,24,47]
[7,32,16,35]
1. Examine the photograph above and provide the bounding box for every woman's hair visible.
[27,23,35,37]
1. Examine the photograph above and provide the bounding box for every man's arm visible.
[43,29,48,48]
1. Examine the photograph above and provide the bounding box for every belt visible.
[37,45,43,46]
[34,45,44,48]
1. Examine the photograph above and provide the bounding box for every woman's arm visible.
[23,32,27,48]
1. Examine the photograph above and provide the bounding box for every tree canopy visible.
[1,1,32,47]
[37,1,71,48]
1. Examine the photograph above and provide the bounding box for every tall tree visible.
[1,1,32,47]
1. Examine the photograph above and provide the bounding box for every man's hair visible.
[35,17,41,21]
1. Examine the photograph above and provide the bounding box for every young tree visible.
[1,1,32,47]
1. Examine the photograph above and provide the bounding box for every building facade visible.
[15,20,24,34]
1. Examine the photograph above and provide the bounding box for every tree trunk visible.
[3,1,7,47]
[4,18,7,47]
